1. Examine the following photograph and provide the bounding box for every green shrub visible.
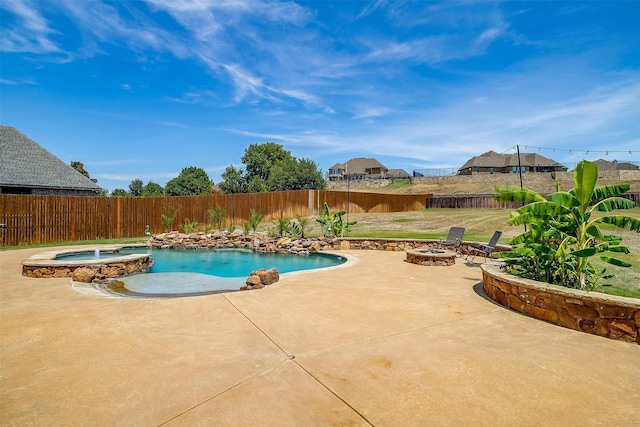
[495,160,640,291]
[161,205,178,232]
[179,219,199,234]
[208,205,226,230]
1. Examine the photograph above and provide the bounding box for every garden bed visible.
[482,264,640,344]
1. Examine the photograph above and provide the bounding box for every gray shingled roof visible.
[329,157,388,174]
[459,150,565,170]
[0,126,102,191]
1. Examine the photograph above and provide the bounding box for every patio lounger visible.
[438,227,465,251]
[465,231,502,262]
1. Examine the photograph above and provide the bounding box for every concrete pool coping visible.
[1,245,639,425]
[21,244,150,267]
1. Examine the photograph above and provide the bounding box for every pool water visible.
[102,247,346,297]
[55,251,129,261]
[128,247,345,276]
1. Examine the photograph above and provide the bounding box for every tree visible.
[165,166,213,196]
[495,160,640,290]
[267,158,326,191]
[111,188,128,197]
[219,165,247,194]
[142,181,164,197]
[221,142,326,193]
[70,161,98,183]
[241,142,292,182]
[247,176,268,193]
[295,158,326,190]
[128,179,144,197]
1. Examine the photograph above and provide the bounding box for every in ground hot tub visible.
[22,245,153,282]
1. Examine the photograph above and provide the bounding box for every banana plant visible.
[495,160,640,290]
[316,202,357,237]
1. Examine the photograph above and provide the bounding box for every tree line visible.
[72,142,326,197]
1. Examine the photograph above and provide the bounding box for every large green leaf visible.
[494,186,545,203]
[548,191,579,207]
[591,184,631,202]
[515,201,570,218]
[606,245,630,254]
[599,256,632,268]
[592,197,636,212]
[585,223,604,239]
[597,215,640,232]
[573,160,597,212]
[571,247,597,257]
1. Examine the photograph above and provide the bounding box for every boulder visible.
[71,267,97,283]
[243,268,280,290]
[245,274,263,287]
[255,268,280,285]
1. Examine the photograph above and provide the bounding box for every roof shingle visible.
[0,126,102,192]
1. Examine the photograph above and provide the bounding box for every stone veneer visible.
[22,246,153,283]
[481,264,640,345]
[405,249,457,266]
[147,231,508,256]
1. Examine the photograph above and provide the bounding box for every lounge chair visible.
[438,227,465,251]
[465,231,502,262]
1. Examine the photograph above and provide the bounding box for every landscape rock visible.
[71,267,97,283]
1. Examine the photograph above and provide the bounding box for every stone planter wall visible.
[481,264,640,344]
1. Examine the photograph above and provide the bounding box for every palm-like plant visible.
[248,209,264,233]
[316,202,357,237]
[495,160,640,290]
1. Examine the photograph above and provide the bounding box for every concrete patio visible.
[1,246,638,426]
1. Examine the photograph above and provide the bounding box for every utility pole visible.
[516,144,524,190]
[516,145,527,232]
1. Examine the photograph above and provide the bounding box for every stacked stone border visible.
[22,245,153,283]
[481,264,640,345]
[405,249,457,266]
[145,232,510,255]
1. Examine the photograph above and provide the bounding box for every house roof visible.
[459,151,565,170]
[0,126,102,192]
[593,158,639,171]
[329,157,388,174]
[387,168,410,178]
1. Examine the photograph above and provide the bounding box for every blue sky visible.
[1,1,639,192]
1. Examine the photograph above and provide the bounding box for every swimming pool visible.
[96,247,347,298]
[55,247,347,298]
[25,244,351,298]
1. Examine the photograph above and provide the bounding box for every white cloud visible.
[0,0,60,53]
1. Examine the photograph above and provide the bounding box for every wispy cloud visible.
[0,0,60,53]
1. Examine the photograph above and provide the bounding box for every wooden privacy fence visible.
[426,192,640,209]
[426,195,523,209]
[0,191,431,246]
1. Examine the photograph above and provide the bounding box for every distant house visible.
[328,157,409,181]
[593,158,639,171]
[386,168,411,179]
[458,151,567,175]
[0,126,102,196]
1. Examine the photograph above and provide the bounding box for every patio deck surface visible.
[1,246,638,426]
